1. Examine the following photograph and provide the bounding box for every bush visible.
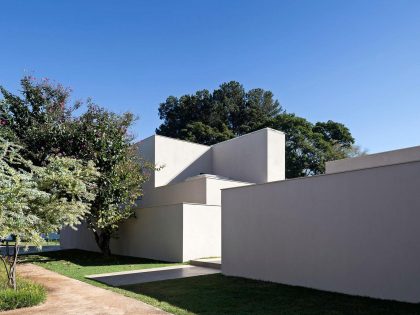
[0,273,46,311]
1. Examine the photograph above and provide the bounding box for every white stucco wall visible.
[182,204,221,261]
[205,177,252,205]
[153,135,212,187]
[139,128,285,188]
[212,128,285,184]
[267,128,286,181]
[136,135,155,192]
[326,145,420,174]
[61,204,184,261]
[140,176,207,208]
[222,160,420,303]
[140,175,250,208]
[60,223,99,253]
[61,202,222,262]
[110,204,184,261]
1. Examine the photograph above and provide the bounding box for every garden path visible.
[2,264,168,315]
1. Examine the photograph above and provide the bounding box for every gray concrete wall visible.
[212,128,285,184]
[222,161,420,303]
[326,145,420,174]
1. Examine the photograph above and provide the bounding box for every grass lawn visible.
[24,250,420,315]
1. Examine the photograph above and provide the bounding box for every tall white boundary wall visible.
[222,160,420,303]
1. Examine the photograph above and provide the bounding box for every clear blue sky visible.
[1,0,419,153]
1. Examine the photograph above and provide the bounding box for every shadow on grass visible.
[22,249,167,267]
[121,274,420,315]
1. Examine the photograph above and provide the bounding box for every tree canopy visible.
[157,81,356,178]
[0,77,153,256]
[0,138,98,289]
[66,103,153,256]
[157,81,281,145]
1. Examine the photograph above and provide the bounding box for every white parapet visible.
[326,145,420,174]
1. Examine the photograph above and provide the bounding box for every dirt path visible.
[2,264,169,315]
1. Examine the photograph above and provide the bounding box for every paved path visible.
[2,264,168,315]
[87,265,220,286]
[190,258,221,269]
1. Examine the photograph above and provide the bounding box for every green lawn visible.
[24,250,420,315]
[23,249,176,282]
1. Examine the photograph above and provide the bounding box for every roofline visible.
[138,134,210,148]
[326,144,420,165]
[222,159,420,191]
[211,127,284,148]
[137,127,284,148]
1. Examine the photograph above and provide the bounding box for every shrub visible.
[0,272,46,311]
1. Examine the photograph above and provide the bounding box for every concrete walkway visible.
[190,258,221,269]
[87,265,220,286]
[2,264,168,315]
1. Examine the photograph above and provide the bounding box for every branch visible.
[0,255,11,278]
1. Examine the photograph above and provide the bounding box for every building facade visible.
[61,128,286,262]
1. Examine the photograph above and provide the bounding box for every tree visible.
[0,139,98,289]
[269,114,354,178]
[66,103,153,256]
[1,77,153,256]
[157,81,281,145]
[0,76,79,165]
[157,81,357,178]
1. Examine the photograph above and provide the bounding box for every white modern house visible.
[61,128,286,262]
[62,126,420,303]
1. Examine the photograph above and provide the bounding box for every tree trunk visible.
[93,231,111,257]
[7,242,18,290]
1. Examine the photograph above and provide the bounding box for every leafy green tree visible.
[157,81,356,178]
[1,77,153,256]
[157,81,281,145]
[66,103,153,256]
[0,77,79,165]
[269,114,354,178]
[0,139,98,289]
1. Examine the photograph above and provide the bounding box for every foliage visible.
[29,250,420,315]
[157,81,357,177]
[65,103,154,256]
[0,76,79,165]
[0,272,46,311]
[0,138,98,289]
[157,81,281,145]
[269,114,355,177]
[1,77,153,256]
